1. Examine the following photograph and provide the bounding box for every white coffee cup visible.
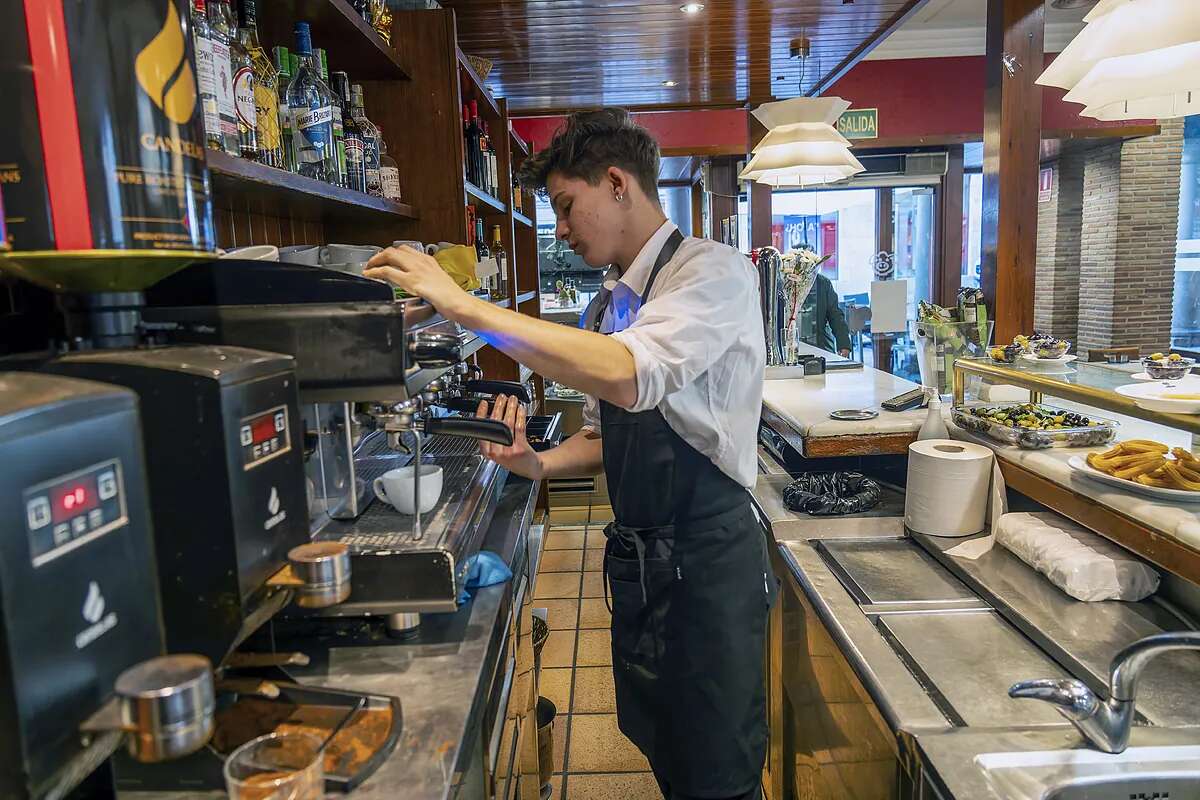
[373,464,443,514]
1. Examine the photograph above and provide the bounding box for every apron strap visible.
[591,227,685,333]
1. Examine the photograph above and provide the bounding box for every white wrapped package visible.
[995,512,1159,602]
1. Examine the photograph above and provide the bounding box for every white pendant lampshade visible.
[740,97,865,187]
[1037,0,1200,121]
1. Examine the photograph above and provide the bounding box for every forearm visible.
[536,429,605,479]
[448,295,638,407]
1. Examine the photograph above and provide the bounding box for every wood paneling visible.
[981,0,1044,345]
[441,0,927,113]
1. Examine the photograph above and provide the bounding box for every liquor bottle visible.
[490,225,508,299]
[314,49,346,187]
[273,46,294,171]
[377,130,402,201]
[191,0,222,151]
[238,0,282,168]
[351,85,382,197]
[331,72,366,193]
[467,102,483,189]
[207,0,240,155]
[286,23,338,182]
[228,0,259,161]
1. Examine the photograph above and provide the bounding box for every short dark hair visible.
[517,108,660,204]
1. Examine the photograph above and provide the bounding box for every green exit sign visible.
[837,108,879,140]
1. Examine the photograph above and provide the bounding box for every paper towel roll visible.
[905,439,995,537]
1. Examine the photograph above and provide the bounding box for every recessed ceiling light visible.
[662,80,678,87]
[679,3,704,13]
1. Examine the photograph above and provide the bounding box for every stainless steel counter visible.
[125,476,542,800]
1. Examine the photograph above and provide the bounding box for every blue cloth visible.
[459,550,513,603]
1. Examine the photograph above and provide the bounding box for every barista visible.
[364,109,773,800]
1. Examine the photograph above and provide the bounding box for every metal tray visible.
[952,402,1118,449]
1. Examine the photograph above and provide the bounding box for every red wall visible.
[512,56,1147,152]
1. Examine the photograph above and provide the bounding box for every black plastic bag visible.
[782,471,882,516]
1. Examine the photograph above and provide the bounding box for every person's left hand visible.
[364,246,467,317]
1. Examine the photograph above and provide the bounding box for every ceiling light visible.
[679,3,704,13]
[662,80,678,87]
[739,98,865,187]
[1038,0,1200,121]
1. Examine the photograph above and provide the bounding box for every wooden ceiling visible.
[442,0,927,115]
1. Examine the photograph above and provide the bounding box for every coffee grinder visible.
[0,372,216,799]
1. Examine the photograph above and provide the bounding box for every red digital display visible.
[49,477,99,523]
[251,414,276,444]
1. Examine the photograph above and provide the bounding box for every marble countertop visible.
[761,348,927,451]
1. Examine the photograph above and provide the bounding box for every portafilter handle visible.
[424,415,514,447]
[409,331,462,368]
[463,379,531,404]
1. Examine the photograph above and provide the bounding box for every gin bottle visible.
[286,23,338,182]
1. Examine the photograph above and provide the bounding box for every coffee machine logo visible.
[134,0,198,125]
[264,486,287,531]
[75,581,119,650]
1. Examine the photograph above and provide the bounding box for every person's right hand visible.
[477,395,544,480]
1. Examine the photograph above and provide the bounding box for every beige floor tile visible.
[545,530,585,551]
[551,507,590,525]
[567,714,651,773]
[535,572,582,600]
[537,599,579,630]
[539,667,573,713]
[577,598,611,630]
[540,550,584,573]
[564,772,660,800]
[581,572,605,598]
[582,550,605,572]
[540,629,577,669]
[589,505,616,524]
[571,666,617,714]
[576,629,613,666]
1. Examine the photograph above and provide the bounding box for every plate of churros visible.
[1069,440,1200,501]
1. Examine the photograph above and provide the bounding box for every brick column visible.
[1034,149,1085,340]
[1076,120,1185,358]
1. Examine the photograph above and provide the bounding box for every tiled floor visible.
[537,502,661,800]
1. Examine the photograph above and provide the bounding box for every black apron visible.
[595,230,775,798]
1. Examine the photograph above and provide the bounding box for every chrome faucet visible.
[1009,631,1200,754]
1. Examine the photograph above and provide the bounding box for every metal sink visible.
[976,746,1200,800]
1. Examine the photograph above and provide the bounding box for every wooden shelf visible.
[207,151,418,223]
[512,210,534,228]
[465,180,507,213]
[257,0,409,81]
[457,47,501,118]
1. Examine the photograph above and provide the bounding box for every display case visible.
[951,356,1200,585]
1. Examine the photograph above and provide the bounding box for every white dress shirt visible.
[579,221,765,488]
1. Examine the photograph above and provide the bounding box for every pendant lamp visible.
[1037,0,1200,121]
[739,97,866,187]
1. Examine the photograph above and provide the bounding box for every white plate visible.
[1068,455,1200,502]
[1020,353,1077,367]
[1115,382,1200,414]
[1131,372,1200,382]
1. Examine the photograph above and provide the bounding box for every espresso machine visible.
[0,372,216,799]
[142,260,530,632]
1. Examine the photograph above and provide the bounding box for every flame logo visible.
[134,1,197,125]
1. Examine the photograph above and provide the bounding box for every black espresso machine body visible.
[0,373,164,798]
[42,346,310,666]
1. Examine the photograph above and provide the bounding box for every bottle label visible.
[296,106,334,163]
[233,66,257,129]
[194,37,221,138]
[380,166,401,201]
[211,41,237,137]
